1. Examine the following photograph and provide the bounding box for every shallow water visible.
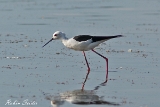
[0,0,160,107]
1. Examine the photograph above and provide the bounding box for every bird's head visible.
[52,31,65,40]
[42,31,66,47]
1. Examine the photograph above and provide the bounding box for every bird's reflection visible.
[45,89,120,107]
[82,69,107,90]
[44,71,120,107]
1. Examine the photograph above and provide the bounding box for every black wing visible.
[73,35,123,42]
[73,35,92,42]
[91,35,123,42]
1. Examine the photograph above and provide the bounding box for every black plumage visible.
[73,35,123,42]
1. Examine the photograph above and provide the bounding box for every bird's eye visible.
[54,34,57,36]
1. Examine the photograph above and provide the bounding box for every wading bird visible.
[42,31,122,85]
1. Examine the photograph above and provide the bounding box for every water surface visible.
[0,0,160,107]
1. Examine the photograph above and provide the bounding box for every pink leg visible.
[92,49,108,83]
[82,51,90,72]
[82,51,90,90]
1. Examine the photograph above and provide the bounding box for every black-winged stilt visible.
[42,31,122,84]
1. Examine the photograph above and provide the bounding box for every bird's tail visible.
[114,35,123,38]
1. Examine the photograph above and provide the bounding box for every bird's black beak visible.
[42,38,53,48]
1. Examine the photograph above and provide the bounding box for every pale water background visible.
[0,0,160,107]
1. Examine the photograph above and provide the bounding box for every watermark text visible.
[5,99,37,106]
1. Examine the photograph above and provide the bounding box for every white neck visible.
[61,36,68,46]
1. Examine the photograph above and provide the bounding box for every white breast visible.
[62,38,103,51]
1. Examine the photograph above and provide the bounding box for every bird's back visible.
[73,35,92,42]
[73,35,123,43]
